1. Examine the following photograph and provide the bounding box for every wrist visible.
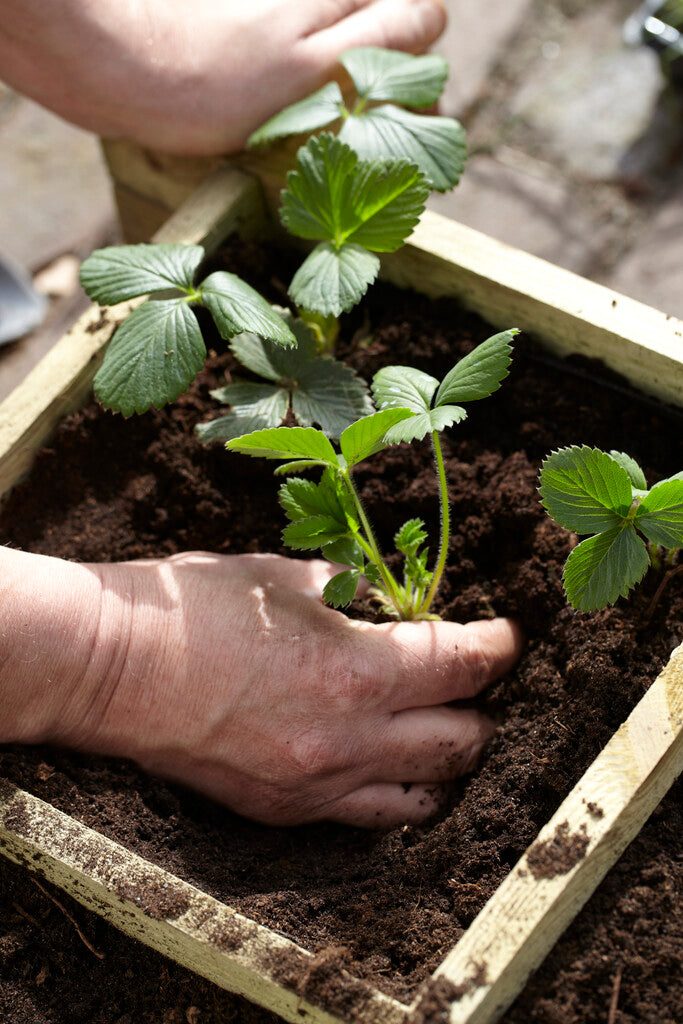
[0,548,104,745]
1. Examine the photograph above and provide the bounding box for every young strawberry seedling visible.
[227,331,516,619]
[539,446,683,611]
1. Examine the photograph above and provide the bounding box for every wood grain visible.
[420,643,683,1024]
[0,782,408,1024]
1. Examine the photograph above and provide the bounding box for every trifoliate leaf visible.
[323,569,362,608]
[283,515,348,550]
[539,447,633,535]
[94,299,205,416]
[289,242,380,317]
[435,331,516,406]
[395,518,428,556]
[372,365,439,413]
[248,82,344,146]
[383,405,467,444]
[340,48,448,107]
[340,409,415,467]
[195,384,288,442]
[199,273,296,346]
[563,525,649,611]
[225,426,339,466]
[339,106,466,192]
[634,478,683,548]
[323,537,365,569]
[608,451,647,491]
[279,471,354,529]
[80,244,205,304]
[227,319,371,437]
[281,135,429,251]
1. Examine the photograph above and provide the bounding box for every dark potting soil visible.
[0,237,681,1024]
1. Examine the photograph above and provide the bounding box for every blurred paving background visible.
[1,0,682,403]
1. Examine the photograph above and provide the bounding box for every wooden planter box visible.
[0,154,682,1024]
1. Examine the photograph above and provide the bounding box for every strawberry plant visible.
[539,446,683,610]
[226,331,516,619]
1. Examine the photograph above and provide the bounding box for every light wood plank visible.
[383,211,683,409]
[0,165,267,500]
[418,643,683,1024]
[0,781,408,1024]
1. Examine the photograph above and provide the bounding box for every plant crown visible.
[79,243,296,416]
[226,331,515,619]
[196,307,372,443]
[539,446,683,611]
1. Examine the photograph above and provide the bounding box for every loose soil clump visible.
[1,239,681,1023]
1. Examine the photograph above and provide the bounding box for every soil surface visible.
[1,239,681,1023]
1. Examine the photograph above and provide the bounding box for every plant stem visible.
[341,470,403,611]
[419,430,450,616]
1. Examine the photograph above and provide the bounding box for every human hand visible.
[45,551,522,827]
[0,0,447,155]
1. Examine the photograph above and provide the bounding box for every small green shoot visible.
[79,243,296,416]
[281,133,430,318]
[539,446,683,611]
[226,331,515,619]
[249,47,466,193]
[196,308,372,442]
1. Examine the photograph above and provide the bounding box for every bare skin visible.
[0,0,448,154]
[0,547,522,827]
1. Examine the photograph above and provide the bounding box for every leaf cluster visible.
[539,446,683,611]
[80,244,295,416]
[196,309,372,442]
[281,134,430,316]
[249,47,466,193]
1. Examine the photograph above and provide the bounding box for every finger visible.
[368,706,496,783]
[304,0,448,60]
[324,781,446,827]
[362,617,523,710]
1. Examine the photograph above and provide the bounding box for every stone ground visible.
[1,0,682,401]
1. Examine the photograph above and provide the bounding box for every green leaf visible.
[289,242,380,317]
[283,515,348,551]
[563,526,649,611]
[635,478,683,548]
[281,135,429,251]
[230,310,316,380]
[372,365,439,413]
[340,409,415,467]
[274,460,328,476]
[199,273,296,346]
[323,537,365,569]
[196,384,288,443]
[225,426,339,466]
[435,331,516,406]
[364,563,382,585]
[294,355,374,437]
[279,472,350,527]
[395,518,428,556]
[608,451,647,491]
[383,405,467,444]
[247,82,343,146]
[94,299,205,416]
[80,244,205,304]
[339,106,466,192]
[539,447,633,535]
[323,569,362,608]
[340,48,448,107]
